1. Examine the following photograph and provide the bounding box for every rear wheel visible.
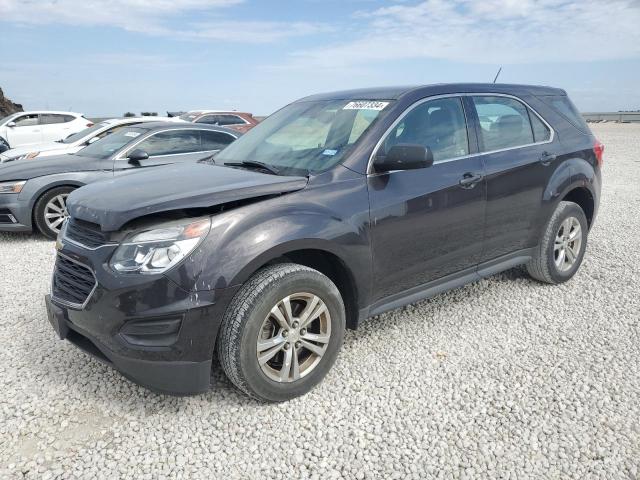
[217,263,345,402]
[33,186,75,239]
[527,201,588,284]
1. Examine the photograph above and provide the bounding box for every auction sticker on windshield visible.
[343,101,389,111]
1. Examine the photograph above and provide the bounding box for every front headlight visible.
[109,218,211,274]
[0,180,26,194]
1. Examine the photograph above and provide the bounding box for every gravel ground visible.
[0,123,638,479]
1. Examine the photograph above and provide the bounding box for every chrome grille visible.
[65,218,109,249]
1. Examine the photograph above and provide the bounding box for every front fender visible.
[165,174,373,305]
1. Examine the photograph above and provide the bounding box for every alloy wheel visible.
[554,216,582,272]
[256,292,331,383]
[44,194,70,234]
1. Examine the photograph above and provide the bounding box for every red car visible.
[179,110,259,133]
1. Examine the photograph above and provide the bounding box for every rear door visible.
[466,95,557,263]
[367,96,487,301]
[39,114,74,142]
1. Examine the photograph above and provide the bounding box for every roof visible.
[100,117,184,126]
[186,110,253,115]
[298,83,567,102]
[7,110,84,116]
[130,122,242,136]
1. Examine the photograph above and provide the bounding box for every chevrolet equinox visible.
[45,84,603,402]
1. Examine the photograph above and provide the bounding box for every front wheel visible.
[217,263,345,402]
[33,186,75,239]
[527,201,589,284]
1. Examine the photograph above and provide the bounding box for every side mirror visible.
[374,144,433,172]
[127,149,149,163]
[7,122,16,128]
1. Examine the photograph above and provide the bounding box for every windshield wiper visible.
[224,160,280,175]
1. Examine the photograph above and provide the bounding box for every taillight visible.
[86,122,94,127]
[593,139,604,167]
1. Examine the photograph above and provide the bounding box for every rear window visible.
[540,95,590,133]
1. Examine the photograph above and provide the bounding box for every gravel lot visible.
[0,123,638,479]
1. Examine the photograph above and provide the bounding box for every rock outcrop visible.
[0,88,23,117]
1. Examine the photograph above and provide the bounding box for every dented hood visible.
[67,163,308,231]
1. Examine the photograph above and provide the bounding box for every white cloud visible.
[280,0,640,68]
[185,20,334,43]
[0,0,326,42]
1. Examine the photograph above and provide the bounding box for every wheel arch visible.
[230,241,361,330]
[31,182,84,228]
[561,186,595,227]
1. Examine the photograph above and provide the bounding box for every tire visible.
[527,201,588,284]
[217,263,345,402]
[33,186,75,239]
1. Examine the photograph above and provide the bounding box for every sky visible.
[1,0,639,116]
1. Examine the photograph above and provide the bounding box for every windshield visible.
[215,99,391,175]
[76,127,148,159]
[0,113,18,126]
[61,122,109,144]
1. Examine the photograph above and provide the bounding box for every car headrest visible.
[496,114,524,136]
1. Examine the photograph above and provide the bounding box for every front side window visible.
[472,96,535,151]
[216,99,390,175]
[13,114,39,127]
[134,130,201,156]
[382,97,469,162]
[77,127,148,159]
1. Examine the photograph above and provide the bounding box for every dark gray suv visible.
[0,122,239,238]
[45,84,602,402]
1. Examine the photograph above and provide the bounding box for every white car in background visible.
[0,111,92,149]
[0,117,185,163]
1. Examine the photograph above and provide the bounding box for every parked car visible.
[0,136,9,154]
[180,110,259,133]
[0,122,239,238]
[0,111,92,149]
[0,116,186,163]
[45,84,602,401]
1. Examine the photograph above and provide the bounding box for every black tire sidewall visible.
[34,186,75,239]
[544,203,588,283]
[238,271,345,402]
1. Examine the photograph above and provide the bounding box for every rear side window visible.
[40,114,68,125]
[200,130,235,150]
[529,111,551,142]
[382,97,469,162]
[472,96,534,151]
[197,114,246,126]
[136,130,201,156]
[540,95,589,133]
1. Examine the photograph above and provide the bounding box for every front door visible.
[367,96,487,302]
[6,113,42,147]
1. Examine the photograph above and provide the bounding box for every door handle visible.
[539,151,557,166]
[459,172,483,189]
